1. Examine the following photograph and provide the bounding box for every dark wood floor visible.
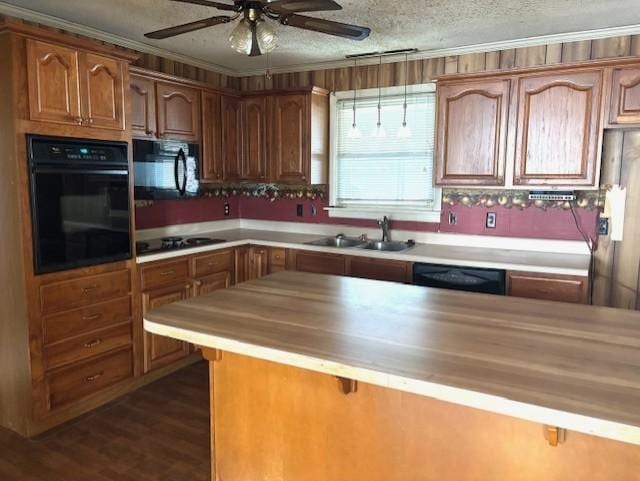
[0,362,210,481]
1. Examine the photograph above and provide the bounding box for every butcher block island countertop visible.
[144,271,640,447]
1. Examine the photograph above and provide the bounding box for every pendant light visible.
[348,57,361,139]
[398,53,412,139]
[371,55,386,138]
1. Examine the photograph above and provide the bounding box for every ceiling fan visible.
[145,0,371,56]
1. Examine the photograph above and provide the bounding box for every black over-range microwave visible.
[133,139,200,200]
[27,135,132,275]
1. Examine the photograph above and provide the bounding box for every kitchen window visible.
[328,84,440,222]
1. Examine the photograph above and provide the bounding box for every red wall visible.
[136,196,598,242]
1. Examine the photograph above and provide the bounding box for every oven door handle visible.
[32,167,128,175]
[174,152,181,193]
[175,149,188,196]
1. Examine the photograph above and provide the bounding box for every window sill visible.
[325,207,441,223]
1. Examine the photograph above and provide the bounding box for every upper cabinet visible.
[512,70,603,187]
[131,74,157,138]
[156,82,200,141]
[242,96,268,182]
[435,65,614,189]
[609,66,640,126]
[435,79,509,186]
[26,39,126,131]
[221,95,244,182]
[269,89,329,184]
[201,91,223,182]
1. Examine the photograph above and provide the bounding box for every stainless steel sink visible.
[306,235,367,248]
[360,240,415,252]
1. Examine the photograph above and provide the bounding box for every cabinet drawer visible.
[46,347,133,410]
[140,259,189,291]
[45,323,132,370]
[294,251,346,276]
[40,270,131,314]
[43,296,131,344]
[193,250,234,277]
[347,257,411,283]
[507,271,588,304]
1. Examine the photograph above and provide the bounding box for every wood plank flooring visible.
[0,362,210,481]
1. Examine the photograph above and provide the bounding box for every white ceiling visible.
[2,0,640,75]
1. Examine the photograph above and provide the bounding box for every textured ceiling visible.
[2,0,640,74]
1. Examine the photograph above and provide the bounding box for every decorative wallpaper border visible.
[442,190,603,210]
[201,184,326,201]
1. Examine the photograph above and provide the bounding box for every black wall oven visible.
[28,135,132,275]
[133,139,200,200]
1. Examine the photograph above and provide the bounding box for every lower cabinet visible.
[142,282,192,372]
[346,256,412,283]
[235,245,269,283]
[290,250,347,276]
[194,271,232,296]
[506,271,589,304]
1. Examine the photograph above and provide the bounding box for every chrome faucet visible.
[378,216,391,242]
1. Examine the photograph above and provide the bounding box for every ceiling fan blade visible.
[281,14,370,40]
[169,0,236,11]
[265,0,342,14]
[145,16,232,39]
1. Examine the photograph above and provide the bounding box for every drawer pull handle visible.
[82,313,102,321]
[81,285,98,295]
[160,270,175,276]
[194,280,203,287]
[84,371,104,383]
[83,339,103,348]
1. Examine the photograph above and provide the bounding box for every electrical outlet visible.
[486,212,497,229]
[598,217,609,235]
[224,202,230,217]
[448,212,457,225]
[296,204,303,217]
[310,204,317,216]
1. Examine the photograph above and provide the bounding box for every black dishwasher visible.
[413,263,506,295]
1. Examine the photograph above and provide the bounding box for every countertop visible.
[136,228,591,276]
[144,271,640,446]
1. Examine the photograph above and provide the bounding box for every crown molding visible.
[0,1,239,76]
[1,1,639,79]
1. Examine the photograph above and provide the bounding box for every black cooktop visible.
[136,236,227,255]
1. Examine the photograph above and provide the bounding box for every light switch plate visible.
[486,212,497,229]
[448,212,457,225]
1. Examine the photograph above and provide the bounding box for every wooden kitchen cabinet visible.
[290,250,347,276]
[242,96,269,181]
[26,39,125,130]
[268,89,329,184]
[131,74,157,138]
[234,246,269,283]
[156,81,201,142]
[269,248,287,273]
[512,69,604,187]
[201,90,224,181]
[507,271,589,304]
[193,271,232,297]
[609,66,640,126]
[222,95,244,181]
[346,256,412,283]
[142,282,192,372]
[435,79,509,186]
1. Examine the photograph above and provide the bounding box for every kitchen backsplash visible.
[136,192,599,242]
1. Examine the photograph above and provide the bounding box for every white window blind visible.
[334,91,437,211]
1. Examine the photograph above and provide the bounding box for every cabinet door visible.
[202,91,223,181]
[435,79,509,186]
[609,66,640,125]
[234,246,250,284]
[79,53,125,131]
[26,39,81,125]
[194,271,232,297]
[156,82,201,141]
[222,96,243,181]
[270,93,309,183]
[513,70,604,187]
[242,97,268,181]
[249,246,269,280]
[292,250,346,276]
[131,75,157,138]
[347,257,411,283]
[142,283,191,372]
[507,271,588,304]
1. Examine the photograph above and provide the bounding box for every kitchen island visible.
[144,271,640,481]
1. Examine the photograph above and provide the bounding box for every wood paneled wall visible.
[238,35,640,92]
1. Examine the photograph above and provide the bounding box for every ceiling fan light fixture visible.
[229,17,278,56]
